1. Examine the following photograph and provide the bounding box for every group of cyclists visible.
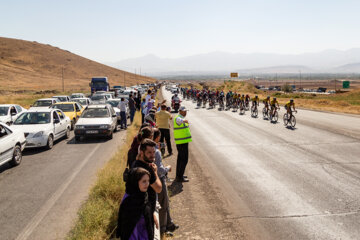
[180,87,297,127]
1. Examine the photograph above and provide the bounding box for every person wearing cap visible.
[173,106,192,182]
[155,104,173,156]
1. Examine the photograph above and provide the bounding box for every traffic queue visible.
[0,84,154,169]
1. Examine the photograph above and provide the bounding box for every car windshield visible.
[106,101,119,107]
[0,107,9,116]
[14,112,50,124]
[52,104,74,112]
[74,99,87,105]
[33,100,53,107]
[91,95,106,101]
[55,97,67,102]
[92,82,107,87]
[82,108,109,118]
[71,94,82,99]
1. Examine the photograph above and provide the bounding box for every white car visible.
[74,104,118,141]
[70,93,86,99]
[11,109,71,149]
[52,95,70,102]
[0,104,27,125]
[29,98,58,110]
[0,122,26,167]
[90,94,109,104]
[73,98,92,107]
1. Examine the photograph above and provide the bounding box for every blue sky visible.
[1,0,360,62]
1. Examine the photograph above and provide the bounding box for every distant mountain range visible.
[107,49,360,75]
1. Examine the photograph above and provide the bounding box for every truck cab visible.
[90,77,109,94]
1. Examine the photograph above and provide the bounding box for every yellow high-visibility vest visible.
[173,115,192,145]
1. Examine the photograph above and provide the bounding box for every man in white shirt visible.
[117,97,128,129]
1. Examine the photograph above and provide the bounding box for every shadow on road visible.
[168,181,183,197]
[66,136,109,145]
[0,162,13,174]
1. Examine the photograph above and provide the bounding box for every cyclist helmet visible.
[242,94,244,97]
[273,97,277,100]
[255,95,258,98]
[175,94,178,97]
[290,99,294,102]
[267,96,270,99]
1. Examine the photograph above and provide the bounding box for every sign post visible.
[343,81,350,89]
[230,72,238,78]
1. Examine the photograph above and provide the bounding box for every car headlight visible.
[32,131,44,138]
[99,124,111,129]
[76,125,85,129]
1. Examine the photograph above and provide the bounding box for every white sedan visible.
[74,104,118,141]
[29,98,59,110]
[11,109,71,150]
[0,104,27,125]
[0,122,26,167]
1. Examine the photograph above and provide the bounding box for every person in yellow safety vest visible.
[173,106,192,182]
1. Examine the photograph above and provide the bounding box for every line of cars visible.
[0,92,125,169]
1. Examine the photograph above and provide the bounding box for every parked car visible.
[11,109,71,149]
[90,94,109,104]
[51,102,84,130]
[0,104,27,125]
[29,98,58,110]
[0,122,26,167]
[72,98,92,107]
[70,93,86,99]
[52,95,70,102]
[74,104,118,141]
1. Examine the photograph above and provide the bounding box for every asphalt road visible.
[0,127,127,240]
[163,88,360,240]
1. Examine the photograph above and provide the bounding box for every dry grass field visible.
[0,37,155,94]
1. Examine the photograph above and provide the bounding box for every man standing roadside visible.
[153,128,178,236]
[155,104,173,156]
[128,94,136,124]
[117,97,128,129]
[132,139,163,224]
[141,98,147,124]
[173,106,192,182]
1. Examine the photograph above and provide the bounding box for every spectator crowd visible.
[116,87,192,239]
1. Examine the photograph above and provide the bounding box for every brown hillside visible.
[0,37,155,92]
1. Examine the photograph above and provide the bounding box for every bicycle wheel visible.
[273,111,278,122]
[262,108,266,118]
[254,108,258,118]
[290,115,296,128]
[283,113,288,126]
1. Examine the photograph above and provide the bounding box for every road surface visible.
[0,129,127,240]
[163,88,360,240]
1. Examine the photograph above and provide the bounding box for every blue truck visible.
[90,77,110,94]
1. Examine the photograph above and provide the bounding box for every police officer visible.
[173,106,192,182]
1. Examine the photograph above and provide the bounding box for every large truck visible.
[90,77,109,94]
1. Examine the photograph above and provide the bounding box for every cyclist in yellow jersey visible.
[285,99,296,118]
[270,97,279,116]
[263,96,270,113]
[252,95,259,107]
[240,94,245,109]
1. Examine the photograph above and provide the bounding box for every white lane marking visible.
[15,144,101,240]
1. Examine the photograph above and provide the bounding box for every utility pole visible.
[123,72,125,87]
[62,67,64,92]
